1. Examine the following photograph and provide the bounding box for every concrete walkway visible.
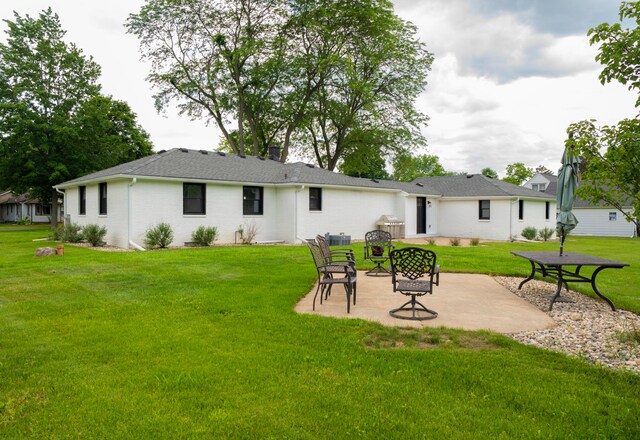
[295,272,556,334]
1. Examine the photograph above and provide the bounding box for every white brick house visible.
[55,148,556,249]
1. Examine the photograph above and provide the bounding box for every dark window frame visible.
[243,186,264,215]
[545,201,550,220]
[479,200,490,220]
[309,187,322,211]
[79,186,86,215]
[183,183,206,215]
[518,200,524,220]
[99,182,107,215]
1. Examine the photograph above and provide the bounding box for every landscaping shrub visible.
[16,218,31,225]
[521,226,538,240]
[191,225,218,246]
[538,227,555,242]
[83,224,107,247]
[144,222,174,249]
[50,224,64,241]
[62,223,83,243]
[470,237,480,246]
[238,221,258,245]
[449,237,460,246]
[426,237,436,245]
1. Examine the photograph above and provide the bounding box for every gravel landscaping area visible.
[495,276,640,375]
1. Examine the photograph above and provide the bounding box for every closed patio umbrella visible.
[556,137,580,256]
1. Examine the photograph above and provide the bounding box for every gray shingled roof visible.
[414,174,555,199]
[543,181,632,208]
[56,148,440,195]
[56,148,554,200]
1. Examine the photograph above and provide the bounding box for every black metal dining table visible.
[511,251,629,311]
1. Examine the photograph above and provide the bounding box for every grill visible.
[376,215,405,239]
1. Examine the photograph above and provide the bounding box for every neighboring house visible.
[0,190,61,223]
[54,148,555,249]
[524,173,557,193]
[524,173,636,237]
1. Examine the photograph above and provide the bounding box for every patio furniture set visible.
[307,230,628,321]
[307,230,440,320]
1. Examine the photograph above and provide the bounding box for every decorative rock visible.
[35,247,58,257]
[495,276,640,376]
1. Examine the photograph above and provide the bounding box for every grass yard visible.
[0,228,639,438]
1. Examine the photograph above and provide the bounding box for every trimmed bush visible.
[470,238,480,246]
[144,222,174,249]
[83,224,107,247]
[521,226,538,240]
[50,224,64,241]
[538,227,555,242]
[191,225,218,247]
[62,223,83,243]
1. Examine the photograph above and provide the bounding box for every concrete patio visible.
[295,272,556,334]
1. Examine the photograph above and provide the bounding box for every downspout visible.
[294,185,305,243]
[128,178,145,251]
[510,197,519,240]
[55,187,65,224]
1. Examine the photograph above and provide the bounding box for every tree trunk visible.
[50,188,59,228]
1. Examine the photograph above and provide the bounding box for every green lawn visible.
[0,229,638,438]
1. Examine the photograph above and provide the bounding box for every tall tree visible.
[0,8,100,225]
[0,9,153,226]
[72,96,154,171]
[127,0,293,158]
[392,151,447,182]
[294,0,432,170]
[127,0,432,167]
[338,143,390,179]
[502,162,533,185]
[568,120,640,232]
[481,167,499,179]
[535,164,553,175]
[567,1,640,233]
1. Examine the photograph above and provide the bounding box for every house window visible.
[79,186,86,215]
[99,182,107,215]
[609,212,617,221]
[545,201,550,220]
[532,183,546,192]
[479,200,490,220]
[35,205,51,216]
[183,183,206,215]
[309,187,322,211]
[518,200,524,220]
[243,186,263,215]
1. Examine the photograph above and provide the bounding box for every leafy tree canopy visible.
[392,151,448,182]
[535,165,553,175]
[502,162,533,185]
[127,0,432,169]
[338,144,390,180]
[567,1,640,233]
[481,167,499,179]
[0,8,153,225]
[589,1,640,106]
[568,120,640,231]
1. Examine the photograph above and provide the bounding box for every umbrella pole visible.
[559,232,565,256]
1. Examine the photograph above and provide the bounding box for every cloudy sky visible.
[1,0,636,176]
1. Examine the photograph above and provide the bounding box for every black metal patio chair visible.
[316,234,355,265]
[306,240,357,313]
[389,247,440,320]
[364,229,394,276]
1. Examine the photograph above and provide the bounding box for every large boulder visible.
[35,247,57,257]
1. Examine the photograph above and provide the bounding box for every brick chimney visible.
[268,146,281,161]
